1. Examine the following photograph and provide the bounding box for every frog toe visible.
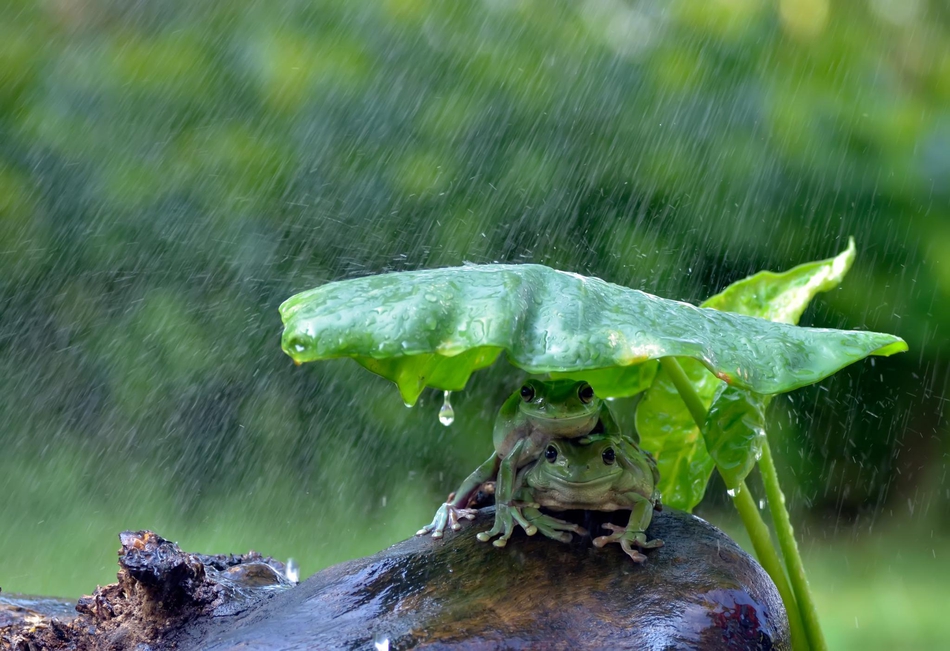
[476,523,505,543]
[592,522,625,547]
[528,512,587,543]
[619,540,648,563]
[511,509,537,536]
[418,503,479,539]
[447,507,477,531]
[548,531,573,544]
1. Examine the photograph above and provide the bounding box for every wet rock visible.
[1,511,787,650]
[177,508,789,650]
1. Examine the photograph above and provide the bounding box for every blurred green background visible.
[0,0,947,647]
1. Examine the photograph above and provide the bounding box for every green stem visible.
[732,480,809,651]
[657,357,710,427]
[760,439,827,651]
[658,356,810,651]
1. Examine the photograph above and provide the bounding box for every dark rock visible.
[1,511,787,650]
[175,508,788,650]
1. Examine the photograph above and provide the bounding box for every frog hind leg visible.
[417,452,500,539]
[592,496,663,563]
[476,439,538,547]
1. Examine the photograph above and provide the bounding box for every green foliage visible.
[0,0,945,612]
[281,263,904,404]
[639,241,883,509]
[703,386,767,491]
[281,243,905,518]
[636,357,720,509]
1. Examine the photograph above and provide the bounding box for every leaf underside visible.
[280,261,905,404]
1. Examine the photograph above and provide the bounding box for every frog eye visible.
[578,383,595,404]
[602,448,616,465]
[520,384,536,402]
[544,445,558,463]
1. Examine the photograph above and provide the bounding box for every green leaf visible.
[280,263,905,404]
[702,237,856,324]
[548,360,658,398]
[635,238,899,510]
[700,238,862,489]
[703,385,767,491]
[635,357,718,510]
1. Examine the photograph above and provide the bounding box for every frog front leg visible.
[417,452,500,539]
[476,439,538,547]
[592,494,663,562]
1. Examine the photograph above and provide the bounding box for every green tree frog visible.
[517,433,663,562]
[416,379,617,544]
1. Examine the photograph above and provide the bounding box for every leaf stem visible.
[658,356,810,651]
[732,480,810,651]
[760,439,827,651]
[657,357,709,427]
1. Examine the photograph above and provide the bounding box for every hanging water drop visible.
[727,486,740,498]
[439,390,455,426]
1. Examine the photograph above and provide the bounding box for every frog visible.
[515,432,662,562]
[416,379,619,546]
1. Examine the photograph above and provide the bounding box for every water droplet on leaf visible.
[439,390,455,426]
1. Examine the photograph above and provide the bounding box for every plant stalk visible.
[759,439,827,651]
[731,480,809,651]
[658,356,810,651]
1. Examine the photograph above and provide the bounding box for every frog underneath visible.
[516,433,662,562]
[417,379,618,545]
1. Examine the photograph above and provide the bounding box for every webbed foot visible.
[416,502,478,539]
[592,523,663,563]
[475,502,538,547]
[523,507,588,544]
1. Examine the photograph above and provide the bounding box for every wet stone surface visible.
[177,508,789,650]
[0,511,787,650]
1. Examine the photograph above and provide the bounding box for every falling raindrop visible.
[439,391,455,426]
[759,499,765,510]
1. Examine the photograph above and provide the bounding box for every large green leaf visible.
[635,357,718,510]
[280,263,904,404]
[637,239,893,509]
[703,385,767,491]
[548,361,658,398]
[704,237,856,324]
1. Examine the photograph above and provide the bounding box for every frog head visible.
[537,436,624,488]
[517,379,602,436]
